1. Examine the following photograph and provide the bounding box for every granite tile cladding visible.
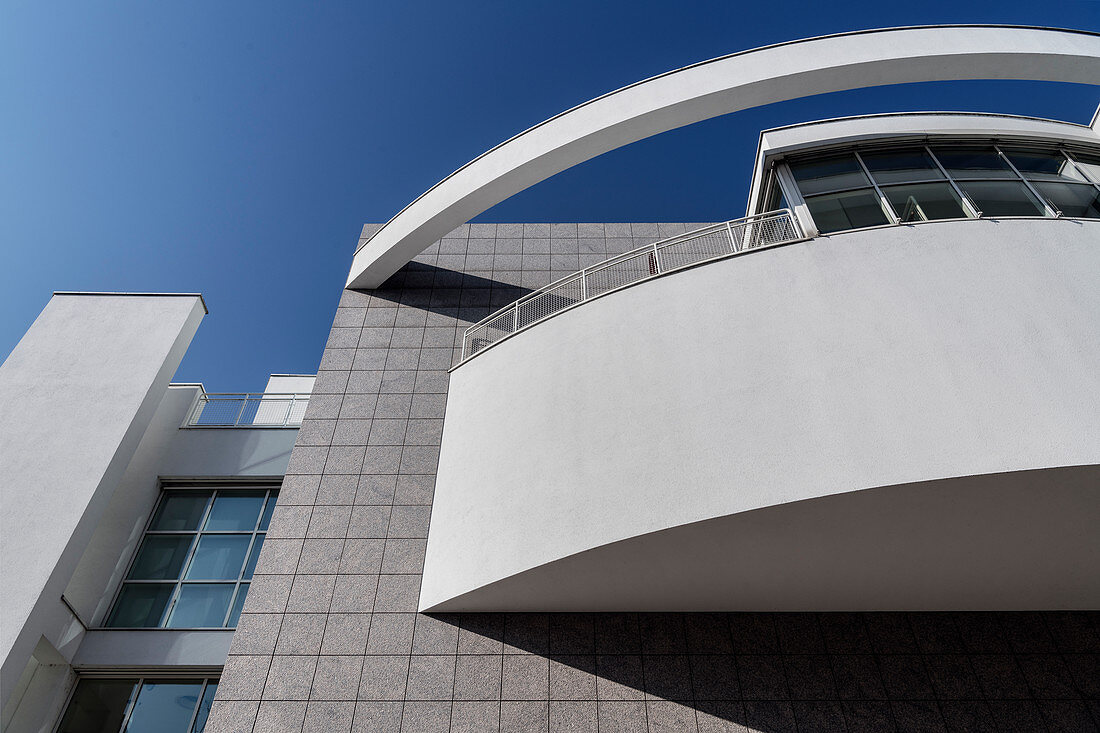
[208,223,1100,732]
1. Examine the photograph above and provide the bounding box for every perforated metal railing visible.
[185,393,310,427]
[461,209,803,360]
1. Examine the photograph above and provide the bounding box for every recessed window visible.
[106,487,277,628]
[57,678,217,733]
[780,140,1100,234]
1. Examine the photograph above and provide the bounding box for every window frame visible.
[103,483,278,630]
[772,138,1100,235]
[54,675,219,733]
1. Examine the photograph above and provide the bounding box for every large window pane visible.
[166,584,235,627]
[107,584,174,627]
[150,492,210,531]
[789,154,869,195]
[56,678,137,733]
[958,180,1046,217]
[1035,182,1100,218]
[192,682,218,733]
[127,535,194,580]
[932,147,1015,179]
[1004,149,1089,182]
[184,535,250,580]
[203,491,264,531]
[805,189,889,233]
[123,680,204,733]
[861,147,944,184]
[882,182,968,222]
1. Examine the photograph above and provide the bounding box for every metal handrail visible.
[185,392,310,427]
[461,209,803,361]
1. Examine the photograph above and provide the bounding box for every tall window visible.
[783,142,1100,234]
[106,487,277,628]
[57,678,217,733]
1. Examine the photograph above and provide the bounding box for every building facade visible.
[2,24,1100,733]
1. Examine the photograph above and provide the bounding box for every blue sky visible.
[2,1,1097,389]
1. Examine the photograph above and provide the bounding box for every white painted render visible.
[424,218,1100,611]
[0,294,204,706]
[348,26,1100,288]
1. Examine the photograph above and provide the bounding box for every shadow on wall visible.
[355,263,535,322]
[413,611,1100,731]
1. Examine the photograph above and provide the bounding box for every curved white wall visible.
[423,218,1100,611]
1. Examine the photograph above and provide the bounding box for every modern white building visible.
[2,24,1099,733]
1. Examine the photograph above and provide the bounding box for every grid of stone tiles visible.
[208,223,1100,733]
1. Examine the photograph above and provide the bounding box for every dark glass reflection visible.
[883,182,967,222]
[243,535,264,580]
[258,492,277,531]
[127,535,194,580]
[861,147,944,184]
[1035,182,1100,218]
[56,679,137,733]
[958,181,1046,217]
[1005,149,1087,182]
[150,492,210,531]
[227,584,249,627]
[932,147,1015,179]
[123,680,203,733]
[805,189,889,233]
[107,584,174,627]
[789,154,868,195]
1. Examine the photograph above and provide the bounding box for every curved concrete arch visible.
[349,25,1100,287]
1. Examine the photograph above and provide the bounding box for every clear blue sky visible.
[2,1,1097,389]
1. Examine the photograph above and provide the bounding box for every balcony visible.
[461,209,803,361]
[184,392,309,428]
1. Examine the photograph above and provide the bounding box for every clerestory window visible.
[105,486,277,628]
[779,142,1100,234]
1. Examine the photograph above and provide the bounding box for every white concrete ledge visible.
[349,26,1100,288]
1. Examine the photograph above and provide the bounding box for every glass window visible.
[57,679,136,733]
[882,182,967,222]
[108,487,276,628]
[57,678,218,733]
[804,189,889,233]
[123,680,203,733]
[1034,182,1100,218]
[1004,149,1090,183]
[789,154,869,195]
[1069,151,1100,183]
[861,147,944,184]
[932,146,1015,179]
[958,180,1046,217]
[166,584,236,628]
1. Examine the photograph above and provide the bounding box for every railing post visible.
[652,243,662,274]
[580,270,588,300]
[726,220,738,252]
[512,303,519,333]
[283,396,293,426]
[233,395,249,427]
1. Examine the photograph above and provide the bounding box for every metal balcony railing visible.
[461,209,803,361]
[185,393,309,427]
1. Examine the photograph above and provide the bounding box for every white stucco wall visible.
[0,294,204,705]
[424,218,1100,611]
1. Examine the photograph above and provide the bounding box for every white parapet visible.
[423,219,1100,612]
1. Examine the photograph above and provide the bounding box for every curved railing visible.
[461,209,804,361]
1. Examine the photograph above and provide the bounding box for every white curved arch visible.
[350,25,1100,288]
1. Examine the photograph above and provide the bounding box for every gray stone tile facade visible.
[208,223,1100,732]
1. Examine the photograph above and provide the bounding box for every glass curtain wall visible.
[106,487,277,628]
[56,678,218,733]
[783,143,1100,234]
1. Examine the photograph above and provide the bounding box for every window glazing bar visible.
[994,144,1059,217]
[924,145,982,218]
[853,151,899,223]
